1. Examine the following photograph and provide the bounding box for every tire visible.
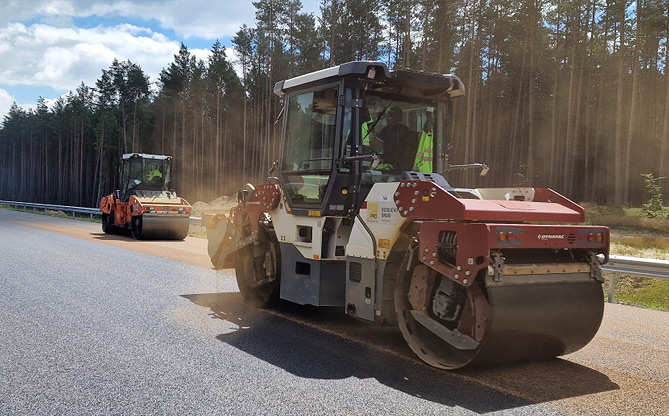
[131,216,143,240]
[234,220,280,308]
[101,213,109,233]
[102,212,116,235]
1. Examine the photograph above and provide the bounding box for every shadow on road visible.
[182,292,618,413]
[91,231,189,243]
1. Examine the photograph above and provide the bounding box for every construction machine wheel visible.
[234,217,280,308]
[395,241,480,369]
[131,216,143,240]
[102,212,116,234]
[395,240,605,369]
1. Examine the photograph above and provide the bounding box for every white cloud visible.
[0,1,322,39]
[0,88,15,119]
[0,1,258,39]
[0,88,36,122]
[0,0,321,114]
[0,22,212,94]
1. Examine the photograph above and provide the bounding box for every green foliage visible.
[586,206,669,233]
[641,173,667,218]
[606,275,669,311]
[586,205,626,216]
[611,236,669,252]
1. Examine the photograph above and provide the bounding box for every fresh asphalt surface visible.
[0,209,666,415]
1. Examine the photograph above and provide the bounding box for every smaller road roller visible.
[203,62,609,369]
[99,153,191,240]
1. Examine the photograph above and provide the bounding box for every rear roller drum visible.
[394,242,483,370]
[235,219,280,308]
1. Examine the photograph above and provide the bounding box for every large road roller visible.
[100,153,191,240]
[203,62,609,369]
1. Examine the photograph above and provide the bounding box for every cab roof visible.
[121,153,172,161]
[273,61,465,99]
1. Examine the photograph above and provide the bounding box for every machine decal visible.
[378,239,390,249]
[380,204,398,223]
[367,203,379,221]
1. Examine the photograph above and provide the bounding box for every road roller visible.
[202,62,609,369]
[99,153,191,240]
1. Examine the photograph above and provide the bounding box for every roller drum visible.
[133,214,190,240]
[475,276,604,364]
[396,260,604,370]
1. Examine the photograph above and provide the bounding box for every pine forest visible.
[0,0,667,208]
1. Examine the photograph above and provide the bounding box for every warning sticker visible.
[367,203,379,221]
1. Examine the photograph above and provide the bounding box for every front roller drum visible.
[475,278,604,363]
[395,249,604,370]
[131,214,190,240]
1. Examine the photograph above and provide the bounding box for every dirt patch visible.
[25,222,215,270]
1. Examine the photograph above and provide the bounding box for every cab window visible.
[281,86,339,205]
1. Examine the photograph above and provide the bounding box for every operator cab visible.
[274,62,464,217]
[118,153,173,200]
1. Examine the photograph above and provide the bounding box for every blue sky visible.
[0,0,321,118]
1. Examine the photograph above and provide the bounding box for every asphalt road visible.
[1,209,667,415]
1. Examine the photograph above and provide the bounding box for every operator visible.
[360,107,392,170]
[413,111,434,173]
[148,166,163,182]
[361,108,382,150]
[361,114,373,147]
[376,106,415,172]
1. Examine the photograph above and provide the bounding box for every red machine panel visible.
[230,183,281,233]
[416,222,609,288]
[394,181,585,223]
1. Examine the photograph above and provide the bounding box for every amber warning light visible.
[497,231,522,241]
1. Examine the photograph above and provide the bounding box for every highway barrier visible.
[0,200,201,224]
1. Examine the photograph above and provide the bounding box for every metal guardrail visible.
[603,255,669,303]
[0,200,201,224]
[0,199,100,219]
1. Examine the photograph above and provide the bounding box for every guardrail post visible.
[608,273,617,303]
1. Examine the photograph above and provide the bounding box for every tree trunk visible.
[624,27,639,205]
[614,1,626,206]
[526,0,537,185]
[660,59,669,201]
